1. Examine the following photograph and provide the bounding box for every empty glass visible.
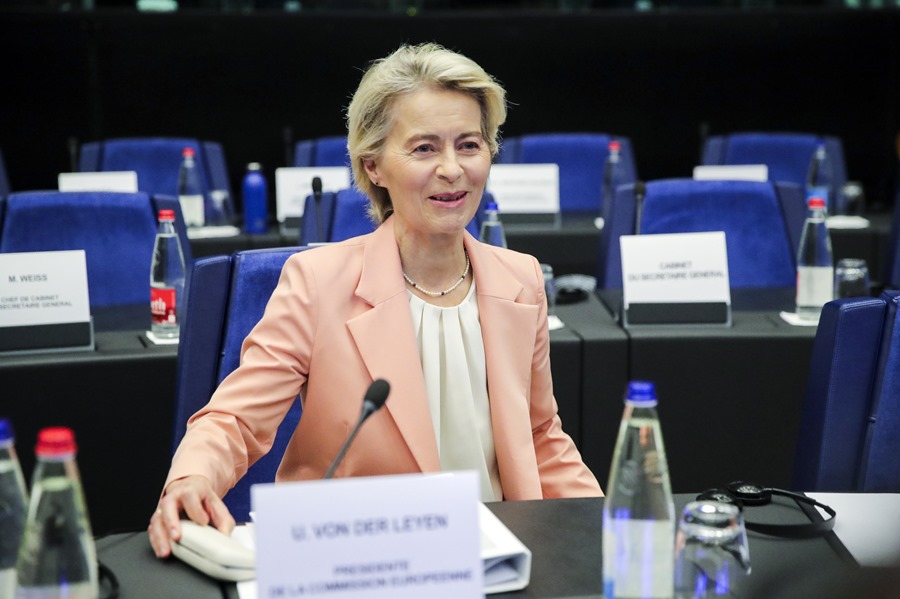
[540,263,557,316]
[834,258,870,299]
[674,500,751,599]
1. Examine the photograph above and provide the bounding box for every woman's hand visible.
[148,475,235,558]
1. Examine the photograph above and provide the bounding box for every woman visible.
[149,42,601,558]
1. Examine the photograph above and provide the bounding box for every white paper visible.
[0,251,90,327]
[274,167,351,222]
[621,232,731,307]
[58,171,139,192]
[251,472,483,599]
[808,493,900,567]
[692,164,768,182]
[486,164,560,214]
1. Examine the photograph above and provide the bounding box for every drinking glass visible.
[834,258,870,299]
[540,263,557,316]
[674,500,751,599]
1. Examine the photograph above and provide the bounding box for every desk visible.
[94,493,856,599]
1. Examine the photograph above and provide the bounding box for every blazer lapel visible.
[346,218,441,473]
[465,235,543,499]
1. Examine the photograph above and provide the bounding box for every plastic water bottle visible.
[243,162,268,234]
[15,427,98,599]
[601,139,623,225]
[806,143,833,214]
[795,196,834,322]
[0,419,28,598]
[603,381,675,599]
[150,209,186,339]
[479,200,507,248]
[177,147,205,227]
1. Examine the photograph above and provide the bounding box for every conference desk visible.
[94,493,859,599]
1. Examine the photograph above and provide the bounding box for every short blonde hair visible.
[346,43,507,224]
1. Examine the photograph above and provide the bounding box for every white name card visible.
[0,250,91,327]
[58,171,139,192]
[621,232,731,325]
[252,471,482,599]
[692,164,769,182]
[275,167,351,222]
[486,164,560,214]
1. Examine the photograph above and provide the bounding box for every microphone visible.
[323,379,390,480]
[312,176,324,243]
[633,180,646,235]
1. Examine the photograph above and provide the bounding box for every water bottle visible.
[177,147,205,227]
[795,196,834,322]
[0,419,27,598]
[806,143,833,214]
[478,200,507,248]
[603,381,675,599]
[15,427,98,599]
[242,162,268,235]
[150,209,186,339]
[601,139,623,225]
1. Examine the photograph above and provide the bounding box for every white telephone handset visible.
[170,520,256,582]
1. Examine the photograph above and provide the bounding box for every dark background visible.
[1,8,898,214]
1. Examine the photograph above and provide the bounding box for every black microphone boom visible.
[323,379,390,480]
[633,180,646,236]
[312,176,324,243]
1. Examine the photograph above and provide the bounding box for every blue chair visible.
[0,191,190,307]
[701,132,848,214]
[0,147,10,197]
[598,179,798,289]
[293,136,349,167]
[498,133,638,215]
[79,138,232,222]
[173,247,307,522]
[792,296,888,491]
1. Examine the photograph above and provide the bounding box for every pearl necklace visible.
[402,249,471,297]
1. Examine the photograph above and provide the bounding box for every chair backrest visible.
[598,179,797,289]
[0,147,10,197]
[792,296,888,491]
[701,132,848,214]
[0,191,190,307]
[859,290,900,491]
[173,247,307,521]
[507,133,638,214]
[293,136,350,167]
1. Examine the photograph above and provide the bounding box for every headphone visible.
[696,481,836,539]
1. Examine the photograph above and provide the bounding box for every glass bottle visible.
[150,209,186,339]
[806,143,833,214]
[177,146,205,227]
[795,196,834,322]
[0,419,28,598]
[15,427,98,599]
[603,381,675,599]
[602,139,623,225]
[478,200,507,248]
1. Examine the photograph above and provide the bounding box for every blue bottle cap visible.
[485,200,498,211]
[0,418,13,443]
[626,380,657,404]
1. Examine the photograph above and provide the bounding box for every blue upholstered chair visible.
[497,133,638,215]
[293,136,349,167]
[299,187,491,245]
[173,247,307,522]
[598,179,799,289]
[0,191,190,307]
[701,132,848,214]
[792,296,888,491]
[79,138,232,222]
[0,147,10,197]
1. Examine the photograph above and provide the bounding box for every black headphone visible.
[696,481,836,539]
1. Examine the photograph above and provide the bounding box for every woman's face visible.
[365,87,490,240]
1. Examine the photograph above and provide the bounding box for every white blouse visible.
[407,280,503,502]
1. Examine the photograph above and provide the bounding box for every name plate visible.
[275,167,351,222]
[486,164,559,214]
[692,164,768,182]
[621,232,732,326]
[58,171,139,192]
[252,471,482,599]
[0,250,93,352]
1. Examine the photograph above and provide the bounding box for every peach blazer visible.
[166,216,601,500]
